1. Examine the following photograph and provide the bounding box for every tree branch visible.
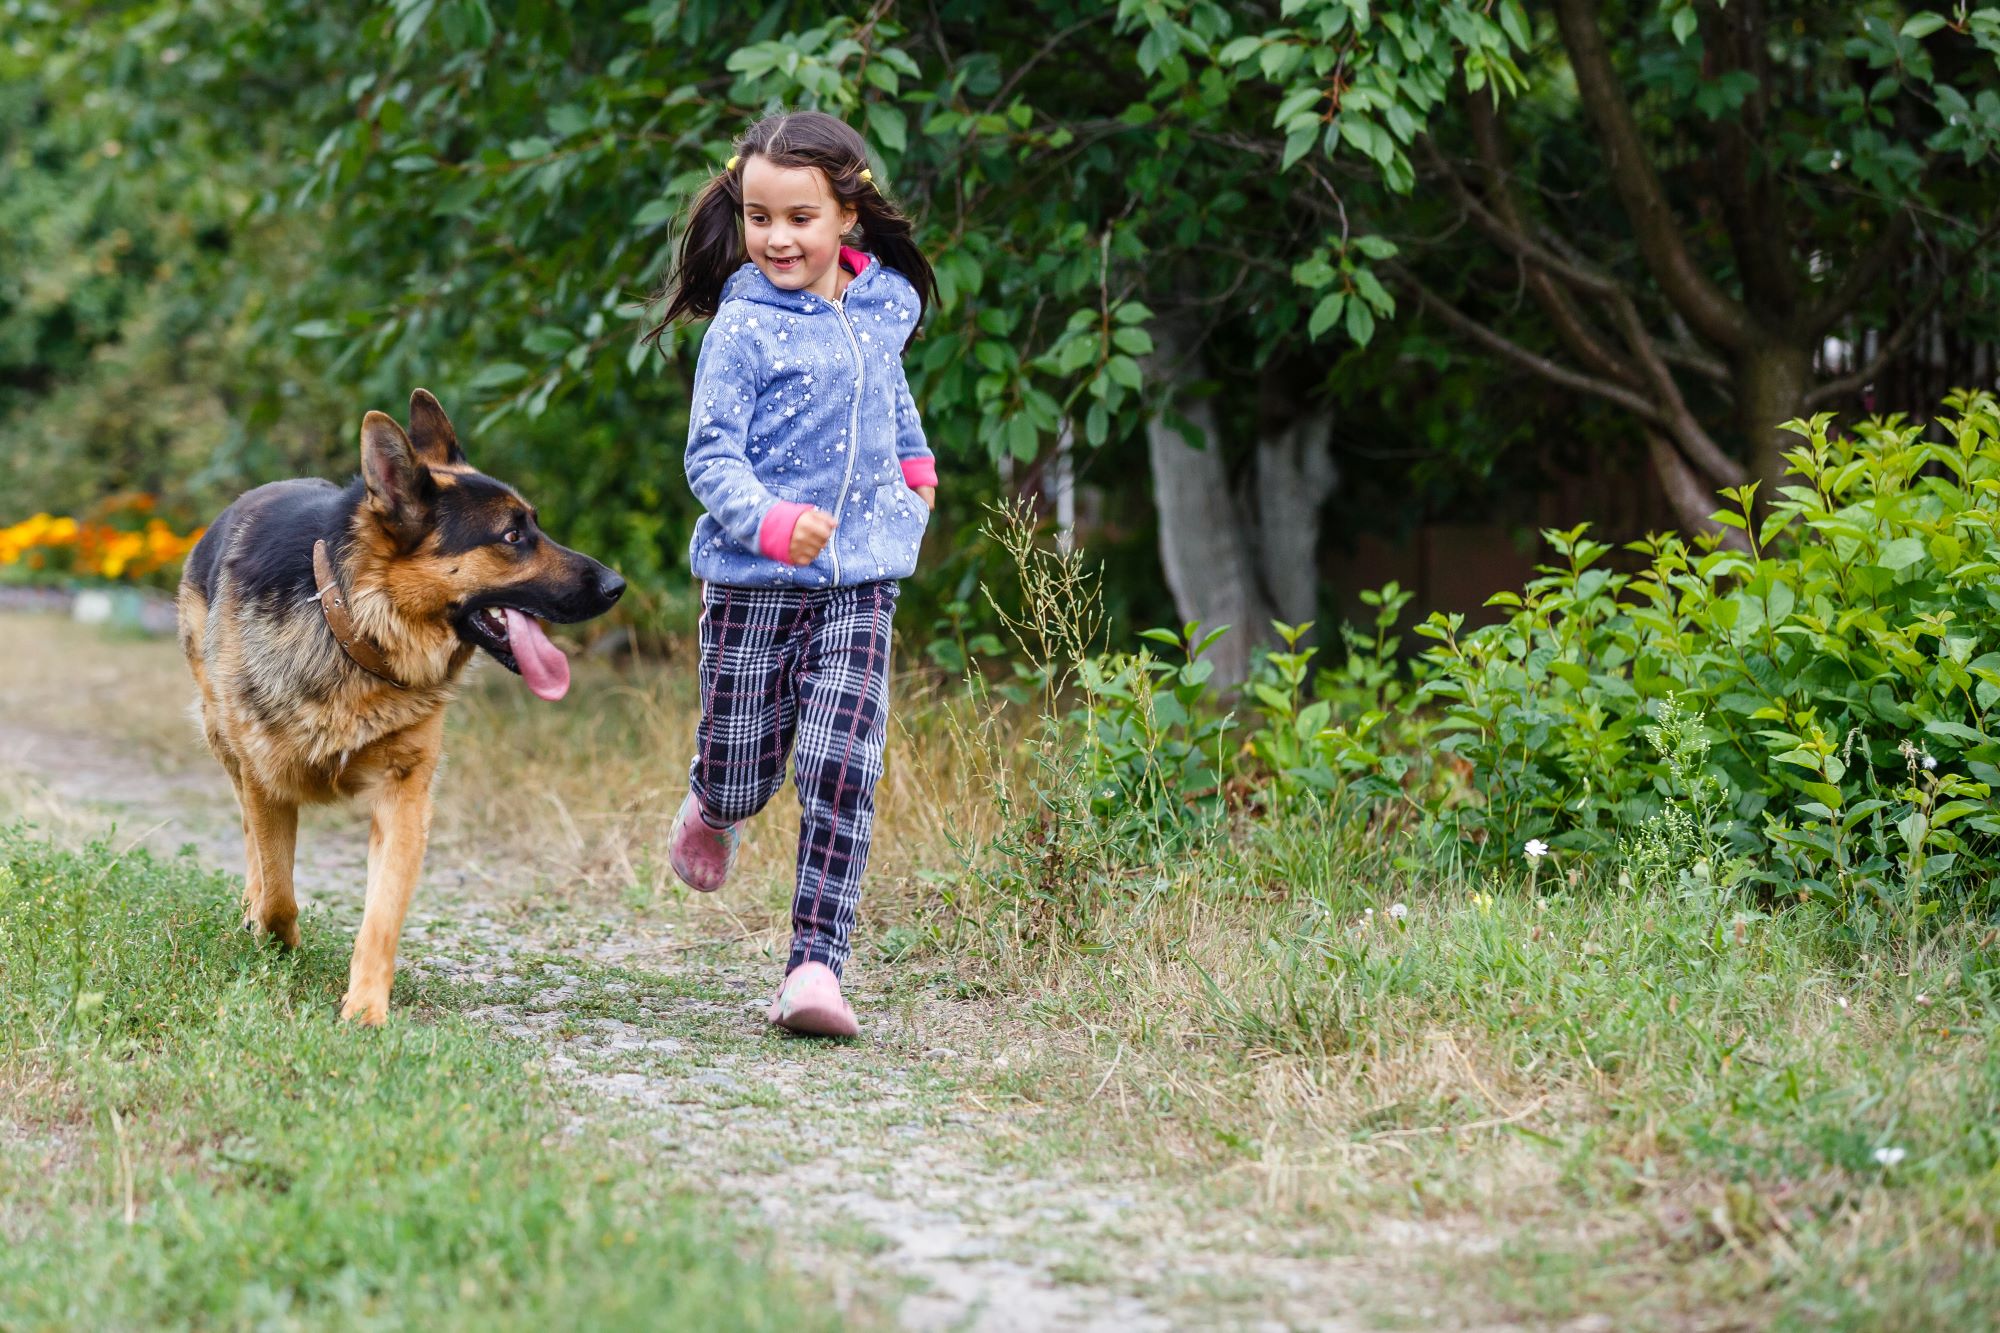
[1647,430,1748,548]
[1448,98,1741,483]
[1551,0,1761,352]
[1388,264,1671,427]
[1602,291,1748,486]
[1802,297,1939,410]
[1804,207,1913,338]
[1804,212,2000,408]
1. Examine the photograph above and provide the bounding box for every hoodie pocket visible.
[859,481,930,575]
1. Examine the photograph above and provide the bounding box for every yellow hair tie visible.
[859,168,874,184]
[726,154,740,171]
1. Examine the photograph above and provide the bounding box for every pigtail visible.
[853,187,938,350]
[641,170,745,349]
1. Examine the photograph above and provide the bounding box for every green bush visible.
[1406,393,2000,910]
[1016,394,2000,928]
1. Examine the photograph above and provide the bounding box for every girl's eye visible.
[503,529,523,546]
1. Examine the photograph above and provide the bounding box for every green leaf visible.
[865,101,907,154]
[1007,413,1039,461]
[1877,536,1928,570]
[290,319,343,340]
[1281,125,1317,172]
[523,326,577,357]
[1111,326,1154,356]
[1344,298,1376,345]
[1105,355,1143,390]
[1291,255,1336,289]
[632,199,674,229]
[469,362,529,391]
[1901,12,1949,39]
[1351,267,1395,316]
[1217,35,1264,64]
[1085,401,1109,447]
[1308,292,1345,339]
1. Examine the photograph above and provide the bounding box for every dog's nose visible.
[598,568,626,604]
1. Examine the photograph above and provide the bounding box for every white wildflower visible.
[1922,754,1938,771]
[1388,903,1408,921]
[1872,1146,1906,1167]
[1836,996,1849,1010]
[1524,839,1550,862]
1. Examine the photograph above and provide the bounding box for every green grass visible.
[931,802,2000,1329]
[0,826,842,1331]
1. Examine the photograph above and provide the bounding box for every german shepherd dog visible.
[178,389,624,1024]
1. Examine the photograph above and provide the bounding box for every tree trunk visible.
[1251,405,1337,631]
[1146,325,1338,686]
[1146,413,1271,689]
[1737,342,1813,497]
[1646,431,1750,550]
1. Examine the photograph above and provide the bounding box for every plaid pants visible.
[687,579,899,977]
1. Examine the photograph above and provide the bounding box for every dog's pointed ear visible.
[406,388,465,468]
[361,410,436,548]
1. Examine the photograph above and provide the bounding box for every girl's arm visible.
[684,315,813,560]
[892,368,938,496]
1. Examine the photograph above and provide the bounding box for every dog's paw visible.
[240,912,301,951]
[339,990,389,1027]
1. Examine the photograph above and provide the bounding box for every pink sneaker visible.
[767,961,859,1038]
[667,790,740,893]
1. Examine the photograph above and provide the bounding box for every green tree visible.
[11,1,1999,662]
[1189,0,2000,529]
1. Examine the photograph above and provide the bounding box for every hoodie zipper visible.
[825,290,866,585]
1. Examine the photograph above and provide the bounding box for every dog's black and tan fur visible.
[178,389,623,1024]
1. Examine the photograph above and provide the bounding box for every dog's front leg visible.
[238,778,301,949]
[340,719,442,1026]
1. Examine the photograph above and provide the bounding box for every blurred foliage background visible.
[3,0,1998,660]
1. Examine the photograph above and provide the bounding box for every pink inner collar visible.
[839,246,871,276]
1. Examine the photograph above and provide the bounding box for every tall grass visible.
[906,509,2000,1327]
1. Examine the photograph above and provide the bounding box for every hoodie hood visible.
[718,247,877,315]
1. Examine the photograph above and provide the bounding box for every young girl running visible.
[648,110,938,1038]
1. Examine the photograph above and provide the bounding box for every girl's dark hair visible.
[643,110,937,350]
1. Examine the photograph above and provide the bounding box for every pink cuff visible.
[900,456,938,490]
[758,501,813,563]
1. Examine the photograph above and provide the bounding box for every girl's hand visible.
[915,485,935,511]
[790,509,837,565]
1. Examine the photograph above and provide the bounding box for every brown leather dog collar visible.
[312,539,409,689]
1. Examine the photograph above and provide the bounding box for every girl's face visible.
[739,156,858,302]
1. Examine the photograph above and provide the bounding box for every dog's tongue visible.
[502,608,570,701]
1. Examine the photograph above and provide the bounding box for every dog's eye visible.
[502,528,523,545]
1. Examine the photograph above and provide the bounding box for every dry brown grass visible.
[0,609,1002,958]
[430,650,1006,951]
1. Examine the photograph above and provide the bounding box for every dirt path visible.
[0,613,1467,1332]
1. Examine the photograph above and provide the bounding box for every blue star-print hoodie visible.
[684,249,937,589]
